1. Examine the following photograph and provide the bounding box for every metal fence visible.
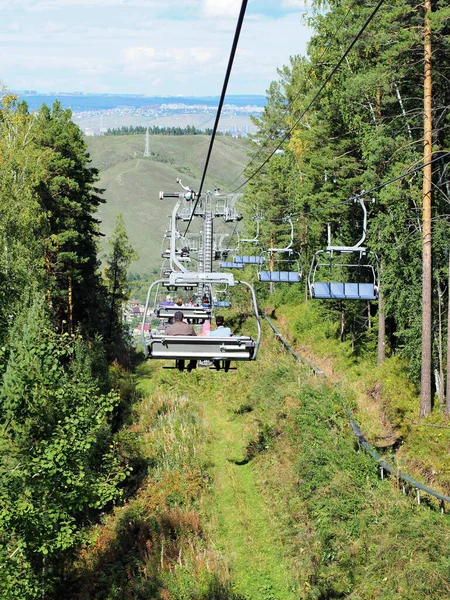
[262,312,450,514]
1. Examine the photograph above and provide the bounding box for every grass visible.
[67,317,450,599]
[86,134,249,275]
[199,369,297,600]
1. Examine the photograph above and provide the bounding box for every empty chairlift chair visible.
[308,199,379,300]
[257,218,301,283]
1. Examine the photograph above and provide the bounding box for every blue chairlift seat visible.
[220,262,244,269]
[213,301,231,308]
[258,271,300,283]
[234,255,265,265]
[312,282,378,300]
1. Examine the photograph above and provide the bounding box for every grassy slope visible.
[266,290,450,498]
[86,134,249,275]
[69,316,450,599]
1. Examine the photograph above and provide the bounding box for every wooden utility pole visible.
[420,0,433,417]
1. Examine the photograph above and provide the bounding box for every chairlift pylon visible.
[144,181,261,370]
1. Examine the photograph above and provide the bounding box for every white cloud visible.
[201,0,241,18]
[0,0,313,95]
[281,0,313,8]
[122,46,157,64]
[189,46,218,64]
[122,45,220,74]
[43,20,67,33]
[0,0,166,10]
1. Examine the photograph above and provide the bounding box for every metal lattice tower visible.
[144,127,150,157]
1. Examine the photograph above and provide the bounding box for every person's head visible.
[215,316,224,327]
[166,295,172,301]
[174,311,184,322]
[175,297,183,306]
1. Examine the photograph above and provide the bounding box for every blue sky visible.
[0,0,314,96]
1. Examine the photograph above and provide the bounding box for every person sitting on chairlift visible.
[201,294,210,307]
[209,315,232,337]
[164,311,197,372]
[160,295,174,306]
[209,316,232,371]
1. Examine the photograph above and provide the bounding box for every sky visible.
[0,0,314,96]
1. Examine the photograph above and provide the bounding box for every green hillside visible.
[86,134,249,275]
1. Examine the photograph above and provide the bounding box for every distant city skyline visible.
[1,0,314,97]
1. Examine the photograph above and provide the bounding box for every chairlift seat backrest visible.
[157,305,212,320]
[234,255,265,265]
[258,271,300,283]
[312,281,378,300]
[213,301,231,307]
[220,262,244,269]
[147,335,255,361]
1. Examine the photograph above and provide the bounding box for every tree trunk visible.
[377,283,385,366]
[269,231,274,295]
[420,0,433,418]
[437,284,444,407]
[68,274,73,335]
[446,252,450,415]
[340,307,345,342]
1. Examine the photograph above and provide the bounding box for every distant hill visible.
[86,134,249,276]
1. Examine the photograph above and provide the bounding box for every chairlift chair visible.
[308,198,379,300]
[141,272,261,368]
[258,252,301,283]
[220,261,244,270]
[257,217,302,283]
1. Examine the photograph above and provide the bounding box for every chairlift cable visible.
[226,5,354,190]
[229,0,386,194]
[257,151,450,222]
[184,0,248,237]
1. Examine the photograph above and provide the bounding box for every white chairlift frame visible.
[141,276,261,359]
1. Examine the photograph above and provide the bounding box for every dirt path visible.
[200,373,297,600]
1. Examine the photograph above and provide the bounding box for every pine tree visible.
[33,101,105,334]
[103,213,137,345]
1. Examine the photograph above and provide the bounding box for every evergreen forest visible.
[1,0,450,598]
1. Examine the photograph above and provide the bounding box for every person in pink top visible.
[199,321,211,336]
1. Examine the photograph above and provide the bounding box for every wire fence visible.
[262,312,450,514]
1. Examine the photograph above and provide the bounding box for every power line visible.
[230,0,386,194]
[227,5,354,190]
[260,151,450,221]
[184,0,248,236]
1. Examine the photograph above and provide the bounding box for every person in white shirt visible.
[209,316,232,371]
[209,315,232,337]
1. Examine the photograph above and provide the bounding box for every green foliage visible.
[0,299,125,598]
[103,213,137,348]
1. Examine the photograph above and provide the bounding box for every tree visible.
[103,213,137,344]
[0,298,126,598]
[0,94,44,345]
[420,0,433,416]
[33,101,105,335]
